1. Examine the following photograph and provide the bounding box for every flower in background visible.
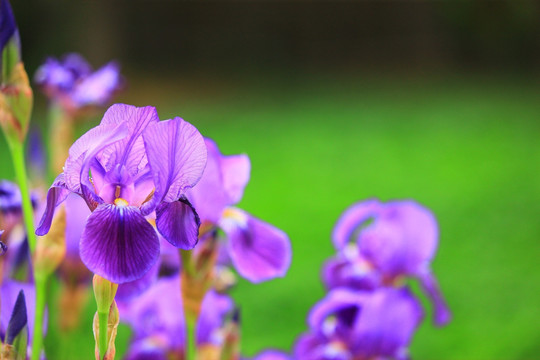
[121,275,234,360]
[34,53,122,113]
[294,287,423,360]
[36,103,207,284]
[325,199,451,325]
[0,180,37,236]
[186,138,291,283]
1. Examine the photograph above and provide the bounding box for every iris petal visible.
[332,199,380,250]
[358,201,438,277]
[222,210,291,283]
[186,138,229,224]
[218,144,250,205]
[351,288,423,358]
[80,204,159,284]
[155,197,200,250]
[99,104,158,176]
[36,173,70,236]
[142,117,207,212]
[419,271,451,326]
[64,121,128,194]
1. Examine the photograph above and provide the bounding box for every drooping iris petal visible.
[418,271,451,326]
[358,201,438,277]
[332,199,380,250]
[99,104,158,176]
[155,197,200,249]
[71,62,121,107]
[79,204,159,284]
[197,290,233,345]
[64,120,128,194]
[142,117,207,211]
[221,209,291,283]
[219,150,250,205]
[186,138,229,224]
[36,173,70,236]
[350,288,423,358]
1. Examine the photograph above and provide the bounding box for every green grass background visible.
[2,74,539,359]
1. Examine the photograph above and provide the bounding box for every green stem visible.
[98,309,109,359]
[30,275,47,360]
[180,249,197,360]
[185,315,197,360]
[9,140,37,253]
[9,140,47,360]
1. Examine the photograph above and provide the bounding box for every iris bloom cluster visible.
[34,53,122,113]
[0,1,452,358]
[272,200,451,360]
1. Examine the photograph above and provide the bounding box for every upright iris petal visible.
[36,103,207,284]
[143,117,207,248]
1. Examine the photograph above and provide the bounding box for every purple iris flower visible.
[36,104,207,284]
[186,138,291,283]
[294,287,423,360]
[120,275,233,359]
[324,199,451,325]
[34,53,122,111]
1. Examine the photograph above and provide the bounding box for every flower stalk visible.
[93,275,118,359]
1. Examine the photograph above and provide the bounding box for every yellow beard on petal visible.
[114,198,129,207]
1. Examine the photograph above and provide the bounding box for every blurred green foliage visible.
[1,74,539,359]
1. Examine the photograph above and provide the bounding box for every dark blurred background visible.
[5,1,540,359]
[14,1,540,79]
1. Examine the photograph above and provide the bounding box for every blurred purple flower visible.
[187,138,291,283]
[0,0,20,72]
[325,199,451,325]
[0,180,37,234]
[294,287,423,360]
[121,275,233,359]
[36,104,207,284]
[34,53,122,111]
[0,280,36,341]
